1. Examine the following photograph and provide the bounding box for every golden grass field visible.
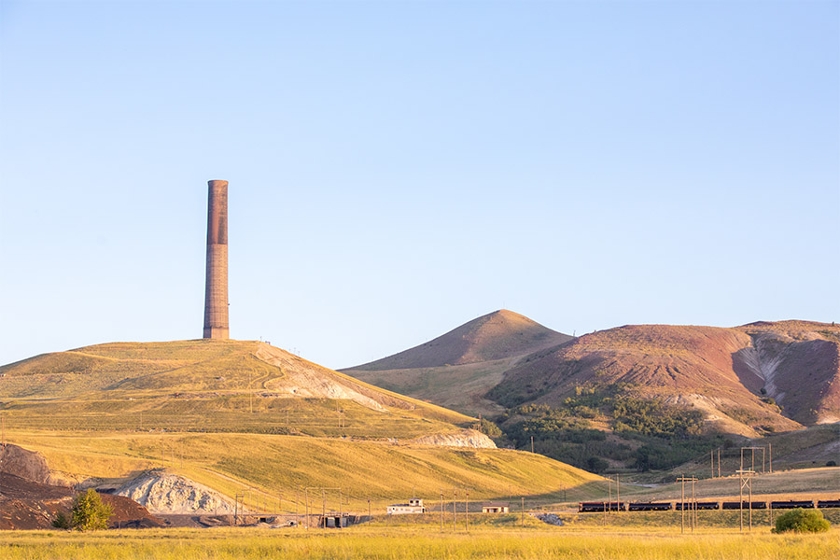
[0,522,837,560]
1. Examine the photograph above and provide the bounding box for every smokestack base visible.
[203,327,230,339]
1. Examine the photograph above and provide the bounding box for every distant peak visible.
[346,310,572,370]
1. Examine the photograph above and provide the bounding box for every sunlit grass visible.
[7,430,603,511]
[0,525,836,560]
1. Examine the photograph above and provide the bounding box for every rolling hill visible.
[0,339,604,514]
[343,310,572,416]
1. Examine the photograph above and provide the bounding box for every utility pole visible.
[305,488,309,529]
[439,491,444,532]
[452,489,457,531]
[521,497,525,527]
[691,477,696,531]
[616,474,620,512]
[465,490,469,532]
[737,468,755,532]
[768,443,772,474]
[530,436,534,453]
[676,476,697,533]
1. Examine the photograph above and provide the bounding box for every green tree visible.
[71,488,113,531]
[773,508,830,533]
[51,511,71,529]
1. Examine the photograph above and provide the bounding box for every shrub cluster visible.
[773,508,830,533]
[496,385,719,473]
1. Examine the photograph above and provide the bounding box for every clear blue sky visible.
[1,0,838,370]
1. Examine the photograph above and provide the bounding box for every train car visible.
[627,502,672,512]
[816,499,840,509]
[721,501,767,510]
[675,501,719,511]
[578,501,625,513]
[771,500,815,509]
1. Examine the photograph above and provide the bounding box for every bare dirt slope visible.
[489,321,840,435]
[0,444,162,530]
[735,321,840,425]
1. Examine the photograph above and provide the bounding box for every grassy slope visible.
[8,431,603,511]
[347,359,512,417]
[0,340,470,439]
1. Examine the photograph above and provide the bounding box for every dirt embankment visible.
[0,444,162,530]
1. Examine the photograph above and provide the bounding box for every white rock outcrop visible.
[411,429,496,449]
[115,470,235,514]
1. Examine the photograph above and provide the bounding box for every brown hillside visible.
[346,309,572,371]
[735,321,840,425]
[486,323,834,436]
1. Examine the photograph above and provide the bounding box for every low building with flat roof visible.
[387,498,426,515]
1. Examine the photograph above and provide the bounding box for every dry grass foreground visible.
[0,524,836,560]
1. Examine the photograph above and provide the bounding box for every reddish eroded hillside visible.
[487,324,808,436]
[347,310,572,371]
[735,321,840,425]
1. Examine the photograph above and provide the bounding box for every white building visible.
[387,498,426,515]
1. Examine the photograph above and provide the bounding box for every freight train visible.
[579,499,840,513]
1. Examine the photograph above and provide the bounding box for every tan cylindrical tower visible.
[203,180,229,339]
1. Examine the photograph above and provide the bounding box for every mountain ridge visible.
[345,313,840,434]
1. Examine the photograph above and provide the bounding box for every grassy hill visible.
[0,339,603,510]
[0,340,472,438]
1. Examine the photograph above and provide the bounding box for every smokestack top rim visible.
[208,179,229,187]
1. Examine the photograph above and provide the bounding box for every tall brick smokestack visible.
[203,180,229,339]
